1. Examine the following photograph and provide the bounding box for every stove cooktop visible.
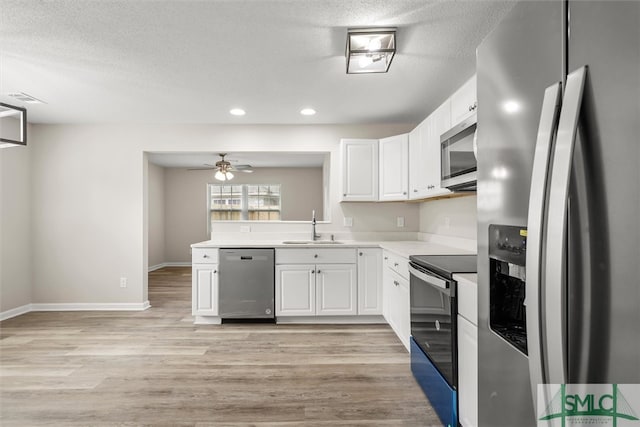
[409,254,477,280]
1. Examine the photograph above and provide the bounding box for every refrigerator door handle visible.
[543,66,588,384]
[526,81,562,405]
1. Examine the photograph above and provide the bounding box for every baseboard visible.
[31,301,152,311]
[1,301,151,321]
[148,262,191,272]
[0,304,33,321]
[275,315,386,324]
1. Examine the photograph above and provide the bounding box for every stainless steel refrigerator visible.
[476,1,640,425]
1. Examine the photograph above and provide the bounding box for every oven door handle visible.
[408,265,451,295]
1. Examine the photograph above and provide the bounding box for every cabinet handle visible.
[359,252,363,256]
[343,193,347,197]
[203,254,209,258]
[413,189,418,192]
[311,270,315,274]
[213,270,217,274]
[394,280,399,286]
[394,263,399,267]
[384,256,388,260]
[403,192,407,195]
[314,254,318,258]
[317,270,321,274]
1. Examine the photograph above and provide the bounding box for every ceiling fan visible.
[188,153,253,181]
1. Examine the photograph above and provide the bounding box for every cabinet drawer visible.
[276,248,356,264]
[383,251,409,280]
[192,248,219,264]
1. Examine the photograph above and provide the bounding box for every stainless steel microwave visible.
[441,113,477,191]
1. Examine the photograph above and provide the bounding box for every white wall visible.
[419,195,477,240]
[0,144,32,313]
[29,123,415,305]
[148,162,165,268]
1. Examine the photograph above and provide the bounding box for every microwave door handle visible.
[544,66,588,385]
[525,81,562,405]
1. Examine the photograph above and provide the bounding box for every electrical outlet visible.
[120,277,127,288]
[343,217,353,227]
[396,216,405,227]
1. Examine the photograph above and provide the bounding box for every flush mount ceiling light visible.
[346,28,396,74]
[8,92,46,104]
[229,108,246,116]
[300,108,316,116]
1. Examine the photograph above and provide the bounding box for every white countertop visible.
[191,239,475,258]
[453,273,478,286]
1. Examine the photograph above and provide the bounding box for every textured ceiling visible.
[0,0,514,125]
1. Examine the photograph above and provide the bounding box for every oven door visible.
[409,263,457,386]
[409,263,458,426]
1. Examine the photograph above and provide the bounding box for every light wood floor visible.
[0,267,440,426]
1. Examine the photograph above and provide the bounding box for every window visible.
[209,184,281,221]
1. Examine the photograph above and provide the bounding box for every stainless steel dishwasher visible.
[218,248,275,319]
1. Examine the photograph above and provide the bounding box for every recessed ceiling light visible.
[300,108,316,116]
[229,108,246,116]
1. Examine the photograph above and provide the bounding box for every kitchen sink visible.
[282,240,344,245]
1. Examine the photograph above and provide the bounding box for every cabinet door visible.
[276,264,315,316]
[316,264,357,315]
[341,139,379,201]
[424,99,452,197]
[379,134,409,201]
[386,269,410,351]
[357,248,382,315]
[192,263,219,316]
[409,118,430,199]
[458,315,478,427]
[450,74,477,124]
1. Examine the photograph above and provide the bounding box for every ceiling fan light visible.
[225,171,234,180]
[215,170,227,181]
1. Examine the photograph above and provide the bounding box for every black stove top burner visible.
[409,254,477,280]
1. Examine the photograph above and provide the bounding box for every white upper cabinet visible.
[409,99,452,199]
[378,133,409,201]
[424,99,452,197]
[408,119,428,199]
[341,139,379,202]
[450,74,477,125]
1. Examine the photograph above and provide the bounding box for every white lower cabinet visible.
[316,264,357,315]
[276,264,315,316]
[276,262,356,316]
[357,248,383,315]
[192,263,219,316]
[457,314,478,427]
[387,270,410,349]
[382,250,410,350]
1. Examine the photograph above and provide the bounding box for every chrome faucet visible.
[311,210,320,241]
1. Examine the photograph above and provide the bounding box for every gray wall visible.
[163,167,324,263]
[0,145,32,313]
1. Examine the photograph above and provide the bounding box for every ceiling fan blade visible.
[240,169,253,173]
[187,167,216,170]
[233,164,253,170]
